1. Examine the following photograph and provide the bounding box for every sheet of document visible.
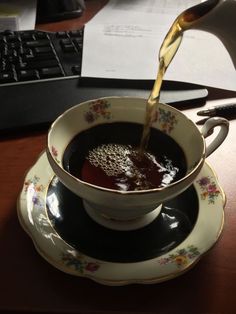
[82,0,236,91]
[88,0,200,24]
[0,0,37,31]
[17,0,37,30]
[83,21,172,80]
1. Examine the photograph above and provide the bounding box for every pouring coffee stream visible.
[140,21,183,151]
[141,0,235,152]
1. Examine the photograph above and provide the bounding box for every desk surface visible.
[1,1,236,313]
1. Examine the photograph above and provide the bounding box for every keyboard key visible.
[25,40,51,48]
[18,70,39,81]
[60,38,72,46]
[21,52,56,62]
[0,72,16,83]
[56,31,68,38]
[22,53,35,61]
[7,49,17,57]
[7,42,21,49]
[7,34,20,42]
[19,48,32,56]
[16,59,59,71]
[3,30,14,36]
[40,67,64,78]
[20,32,35,41]
[1,47,8,57]
[0,35,6,42]
[5,55,19,65]
[71,65,81,75]
[69,30,83,37]
[62,44,76,53]
[34,46,53,54]
[1,58,14,71]
[34,32,49,40]
[73,38,83,50]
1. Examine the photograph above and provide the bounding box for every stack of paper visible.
[0,0,37,31]
[82,0,236,91]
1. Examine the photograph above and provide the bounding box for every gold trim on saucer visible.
[17,152,225,286]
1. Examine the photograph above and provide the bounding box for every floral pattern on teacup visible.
[154,108,178,134]
[158,245,200,268]
[51,146,60,164]
[61,252,101,273]
[84,99,111,123]
[197,176,220,204]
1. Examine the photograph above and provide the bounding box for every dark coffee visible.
[63,122,187,191]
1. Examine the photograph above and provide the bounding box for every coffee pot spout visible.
[184,0,236,68]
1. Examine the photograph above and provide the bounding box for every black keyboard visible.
[0,28,208,133]
[0,29,83,85]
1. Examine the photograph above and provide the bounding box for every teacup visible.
[46,97,229,230]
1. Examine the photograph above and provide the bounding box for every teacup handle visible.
[201,117,229,157]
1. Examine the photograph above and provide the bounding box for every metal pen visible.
[197,103,236,117]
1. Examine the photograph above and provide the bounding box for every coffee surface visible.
[63,122,186,191]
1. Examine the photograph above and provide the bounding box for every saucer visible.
[17,152,225,285]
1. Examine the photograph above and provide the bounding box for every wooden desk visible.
[1,1,236,313]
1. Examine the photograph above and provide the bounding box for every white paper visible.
[82,0,236,91]
[0,0,36,31]
[165,30,236,91]
[89,0,199,24]
[17,0,37,30]
[0,15,19,31]
[83,22,171,80]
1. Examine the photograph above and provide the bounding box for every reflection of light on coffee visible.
[161,157,179,187]
[84,143,179,191]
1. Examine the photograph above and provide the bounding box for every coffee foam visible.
[87,143,168,189]
[87,143,135,177]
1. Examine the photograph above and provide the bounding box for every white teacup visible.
[47,97,229,230]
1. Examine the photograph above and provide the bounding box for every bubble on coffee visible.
[85,142,179,191]
[87,143,131,177]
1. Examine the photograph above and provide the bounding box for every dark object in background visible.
[36,0,84,23]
